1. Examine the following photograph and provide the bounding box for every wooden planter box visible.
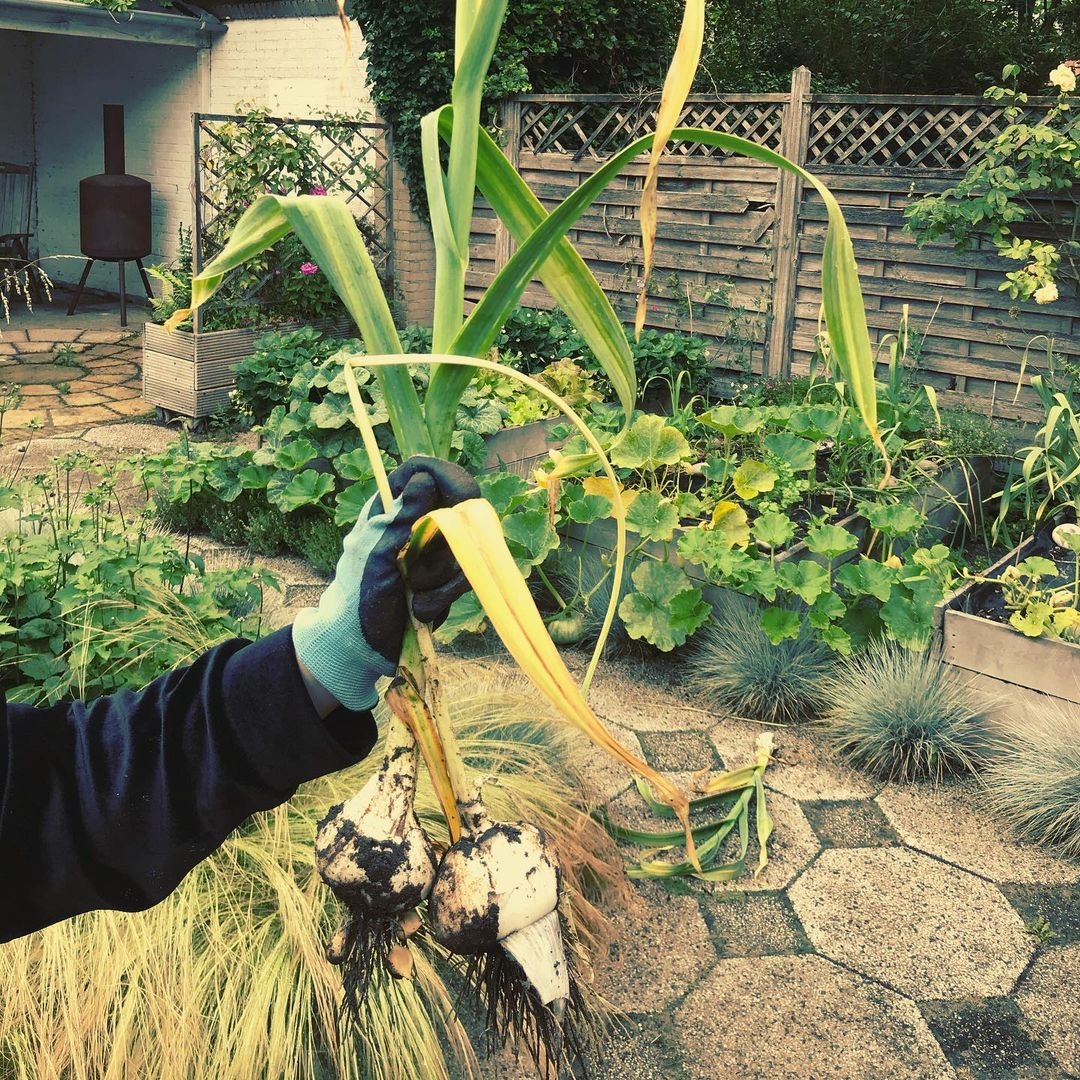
[142,317,353,419]
[482,418,565,476]
[934,536,1080,708]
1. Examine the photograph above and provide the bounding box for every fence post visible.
[764,66,812,378]
[494,98,522,272]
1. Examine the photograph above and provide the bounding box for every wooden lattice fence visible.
[473,74,1079,421]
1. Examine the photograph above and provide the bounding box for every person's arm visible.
[0,456,480,943]
[0,627,377,943]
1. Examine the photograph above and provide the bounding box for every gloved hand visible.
[293,457,481,710]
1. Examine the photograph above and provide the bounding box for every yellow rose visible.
[1049,63,1077,92]
[1034,282,1059,304]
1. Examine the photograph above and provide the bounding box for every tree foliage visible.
[906,62,1080,302]
[346,0,682,214]
[348,0,1080,215]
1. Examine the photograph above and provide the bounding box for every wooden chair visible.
[0,162,40,298]
[0,162,34,262]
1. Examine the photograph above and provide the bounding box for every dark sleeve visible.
[0,626,378,943]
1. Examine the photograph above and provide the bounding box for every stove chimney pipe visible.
[103,104,126,176]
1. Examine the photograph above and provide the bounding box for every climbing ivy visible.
[346,0,681,216]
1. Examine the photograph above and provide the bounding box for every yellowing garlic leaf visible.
[414,497,698,865]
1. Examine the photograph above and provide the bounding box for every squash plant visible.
[165,0,881,1065]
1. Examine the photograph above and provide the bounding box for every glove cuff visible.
[292,604,395,711]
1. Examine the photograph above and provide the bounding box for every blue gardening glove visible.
[293,457,480,710]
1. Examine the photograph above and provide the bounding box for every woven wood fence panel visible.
[478,80,1078,422]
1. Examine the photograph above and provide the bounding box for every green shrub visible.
[283,513,346,576]
[232,327,350,425]
[819,640,988,782]
[0,461,270,705]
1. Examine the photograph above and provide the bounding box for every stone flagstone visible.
[789,847,1034,997]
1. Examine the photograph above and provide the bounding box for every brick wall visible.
[207,16,371,116]
[389,165,435,326]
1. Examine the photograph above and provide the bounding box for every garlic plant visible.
[166,0,881,1069]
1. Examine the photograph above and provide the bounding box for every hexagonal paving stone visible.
[674,954,953,1079]
[710,717,879,801]
[802,798,901,848]
[638,729,719,772]
[920,996,1059,1078]
[877,780,1080,885]
[789,848,1034,998]
[698,890,809,958]
[1016,943,1080,1074]
[1000,882,1080,945]
[564,724,643,803]
[592,882,718,1014]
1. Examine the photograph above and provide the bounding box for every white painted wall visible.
[207,16,371,117]
[32,35,201,294]
[0,31,35,164]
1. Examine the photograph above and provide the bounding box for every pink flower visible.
[308,184,327,196]
[300,262,319,276]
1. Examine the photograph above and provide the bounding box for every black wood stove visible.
[67,104,154,326]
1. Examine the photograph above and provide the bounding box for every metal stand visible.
[66,257,154,327]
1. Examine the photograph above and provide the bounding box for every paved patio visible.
[3,292,1080,1080]
[0,289,154,437]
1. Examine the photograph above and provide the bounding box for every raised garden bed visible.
[143,316,352,419]
[934,533,1080,709]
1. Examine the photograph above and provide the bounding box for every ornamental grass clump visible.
[819,640,989,783]
[982,700,1080,857]
[0,677,627,1080]
[690,596,835,725]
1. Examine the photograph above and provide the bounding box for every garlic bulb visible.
[428,796,569,1005]
[316,718,436,1000]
